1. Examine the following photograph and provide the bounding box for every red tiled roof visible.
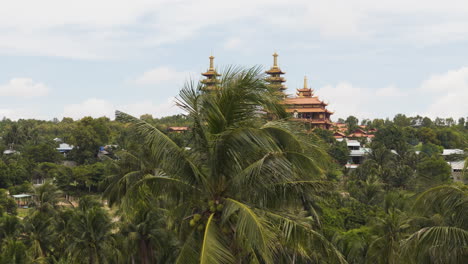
[284,97,325,105]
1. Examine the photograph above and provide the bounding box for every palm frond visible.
[223,198,275,263]
[115,111,203,186]
[175,229,199,264]
[403,226,468,263]
[200,213,235,264]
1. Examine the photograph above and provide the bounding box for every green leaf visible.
[200,213,235,264]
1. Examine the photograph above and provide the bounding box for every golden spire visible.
[273,52,278,68]
[303,76,308,89]
[209,55,215,71]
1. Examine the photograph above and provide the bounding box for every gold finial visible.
[273,52,278,68]
[209,55,215,70]
[304,76,308,89]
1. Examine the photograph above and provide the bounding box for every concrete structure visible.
[337,139,371,169]
[447,160,466,183]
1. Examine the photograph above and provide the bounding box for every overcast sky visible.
[0,0,467,121]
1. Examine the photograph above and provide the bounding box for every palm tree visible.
[366,209,411,264]
[23,212,56,263]
[116,201,178,264]
[402,185,468,263]
[31,181,63,214]
[110,66,345,263]
[0,214,27,263]
[65,196,118,264]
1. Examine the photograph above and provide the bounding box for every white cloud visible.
[0,107,49,120]
[314,82,376,119]
[0,78,50,97]
[421,67,468,118]
[61,97,182,120]
[2,0,468,58]
[62,98,115,119]
[224,37,243,50]
[134,67,192,85]
[314,66,468,120]
[375,86,406,97]
[120,97,183,117]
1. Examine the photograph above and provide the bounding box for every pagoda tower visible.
[265,52,287,96]
[283,75,334,129]
[296,76,313,97]
[201,55,221,91]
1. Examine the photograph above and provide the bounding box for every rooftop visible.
[284,97,325,105]
[442,149,464,155]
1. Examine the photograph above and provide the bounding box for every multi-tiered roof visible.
[265,53,287,96]
[283,75,334,129]
[201,55,221,91]
[199,53,334,129]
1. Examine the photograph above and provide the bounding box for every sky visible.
[0,0,467,121]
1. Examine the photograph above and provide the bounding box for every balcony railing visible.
[291,118,331,123]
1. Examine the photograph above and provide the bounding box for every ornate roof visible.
[201,56,221,77]
[284,96,326,105]
[265,52,285,75]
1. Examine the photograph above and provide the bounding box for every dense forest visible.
[0,67,467,263]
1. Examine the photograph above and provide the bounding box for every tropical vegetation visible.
[0,66,466,263]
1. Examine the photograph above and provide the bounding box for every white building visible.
[57,143,74,156]
[447,160,466,183]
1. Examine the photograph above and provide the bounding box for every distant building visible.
[330,123,377,139]
[333,131,346,139]
[57,143,74,156]
[168,127,189,133]
[442,149,464,156]
[265,52,287,96]
[337,139,371,169]
[3,149,19,155]
[348,128,375,139]
[201,55,221,92]
[448,160,466,183]
[199,53,335,129]
[263,54,334,129]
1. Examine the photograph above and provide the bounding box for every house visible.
[337,139,371,169]
[447,160,466,183]
[57,143,74,156]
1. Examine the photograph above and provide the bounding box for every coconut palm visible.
[402,185,468,263]
[31,181,63,214]
[22,212,56,263]
[116,200,178,264]
[65,196,119,264]
[366,209,411,264]
[111,66,345,263]
[0,214,26,263]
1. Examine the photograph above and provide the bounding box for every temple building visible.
[264,53,334,129]
[283,77,333,129]
[201,53,334,129]
[265,52,287,97]
[201,55,221,91]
